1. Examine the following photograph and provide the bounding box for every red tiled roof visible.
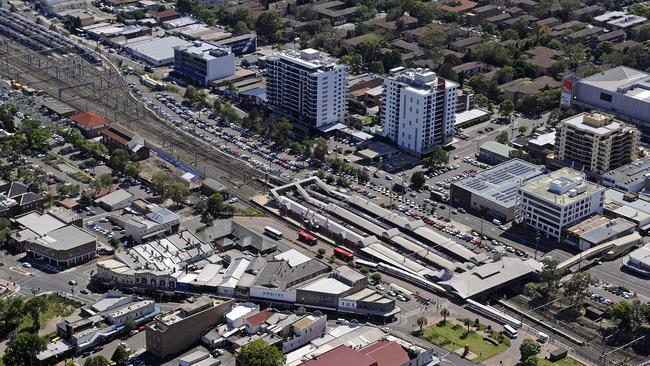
[59,198,79,209]
[245,310,274,327]
[300,345,376,366]
[70,112,109,129]
[152,10,180,18]
[100,128,129,145]
[361,341,410,366]
[440,0,478,12]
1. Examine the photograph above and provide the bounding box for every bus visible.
[503,324,518,339]
[334,246,354,261]
[264,226,283,240]
[298,231,317,245]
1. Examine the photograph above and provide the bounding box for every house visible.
[439,0,477,13]
[151,10,181,23]
[314,1,359,26]
[100,125,150,161]
[466,5,501,24]
[450,36,483,52]
[0,181,43,218]
[565,26,604,45]
[525,46,564,75]
[69,112,110,138]
[569,5,606,21]
[94,189,133,211]
[452,61,492,80]
[501,76,561,101]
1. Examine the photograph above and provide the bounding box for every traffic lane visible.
[586,256,650,300]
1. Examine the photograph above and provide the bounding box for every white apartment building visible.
[555,112,640,175]
[382,67,458,157]
[517,168,606,242]
[173,41,235,86]
[266,48,347,131]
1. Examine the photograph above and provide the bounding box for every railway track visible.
[0,38,266,194]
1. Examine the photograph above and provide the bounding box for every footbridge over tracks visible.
[557,232,643,271]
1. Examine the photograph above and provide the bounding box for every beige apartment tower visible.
[555,112,640,175]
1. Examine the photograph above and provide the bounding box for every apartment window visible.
[600,93,612,102]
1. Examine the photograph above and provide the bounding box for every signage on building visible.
[560,79,574,108]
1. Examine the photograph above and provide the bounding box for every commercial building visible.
[478,141,515,165]
[94,189,133,211]
[215,33,257,56]
[517,168,606,242]
[69,112,110,137]
[564,66,650,140]
[555,112,640,175]
[602,158,650,193]
[173,41,236,86]
[0,180,43,218]
[23,225,96,267]
[116,205,180,243]
[146,296,234,359]
[266,49,348,131]
[125,36,192,66]
[565,215,637,250]
[624,244,650,276]
[381,67,457,156]
[451,159,546,222]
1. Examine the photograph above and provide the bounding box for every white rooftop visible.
[299,277,351,295]
[274,249,311,268]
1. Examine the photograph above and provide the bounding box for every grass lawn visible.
[421,321,510,363]
[539,358,585,366]
[18,295,81,332]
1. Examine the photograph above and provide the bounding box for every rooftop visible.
[629,244,650,266]
[480,140,515,157]
[453,159,546,207]
[175,41,232,60]
[272,48,341,71]
[69,112,108,129]
[125,36,192,63]
[299,277,352,295]
[603,158,650,188]
[32,225,95,251]
[566,215,636,244]
[274,249,311,268]
[559,112,627,136]
[578,66,650,101]
[520,168,605,205]
[387,67,458,92]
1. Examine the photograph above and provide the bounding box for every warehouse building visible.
[451,159,546,222]
[125,36,192,66]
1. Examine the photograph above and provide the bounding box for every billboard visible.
[560,79,573,108]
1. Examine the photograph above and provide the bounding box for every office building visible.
[23,225,96,267]
[451,159,546,222]
[381,67,457,156]
[624,244,650,276]
[215,33,257,56]
[563,66,650,140]
[173,41,236,86]
[266,49,348,131]
[555,112,640,175]
[602,158,650,193]
[517,168,606,242]
[146,296,234,359]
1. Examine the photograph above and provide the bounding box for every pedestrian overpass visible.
[557,233,643,271]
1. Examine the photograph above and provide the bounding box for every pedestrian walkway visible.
[0,278,20,297]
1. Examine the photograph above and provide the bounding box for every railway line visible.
[0,37,266,195]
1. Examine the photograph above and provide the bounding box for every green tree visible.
[499,100,515,123]
[236,339,286,366]
[523,355,539,366]
[563,272,591,309]
[519,338,541,361]
[312,138,328,162]
[184,85,208,108]
[370,272,381,281]
[25,296,47,331]
[518,125,528,135]
[2,332,46,366]
[109,149,130,171]
[84,355,111,366]
[411,171,426,190]
[255,12,282,41]
[206,193,225,216]
[166,181,189,205]
[317,248,326,258]
[21,118,51,151]
[539,257,562,299]
[124,319,136,332]
[150,172,171,196]
[111,344,130,366]
[416,316,428,332]
[610,300,647,332]
[441,307,450,323]
[124,162,141,178]
[495,131,509,145]
[98,173,113,188]
[0,104,17,132]
[430,146,448,167]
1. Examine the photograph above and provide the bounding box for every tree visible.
[317,248,326,258]
[150,172,171,196]
[124,319,136,332]
[21,118,51,151]
[518,125,528,135]
[109,149,130,171]
[166,181,189,205]
[2,332,46,366]
[610,300,648,333]
[312,138,328,162]
[111,344,130,366]
[84,355,111,366]
[0,104,17,132]
[98,173,113,188]
[236,339,286,366]
[495,131,509,145]
[124,162,141,178]
[411,171,426,190]
[499,100,515,123]
[184,85,207,108]
[539,257,562,299]
[563,272,591,308]
[519,338,541,361]
[370,272,381,281]
[440,307,450,323]
[416,316,428,332]
[206,193,225,216]
[430,146,448,167]
[25,296,47,331]
[255,12,282,41]
[523,356,539,366]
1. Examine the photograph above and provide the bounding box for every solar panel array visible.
[458,160,542,204]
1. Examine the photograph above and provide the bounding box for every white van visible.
[503,324,518,339]
[537,332,549,343]
[492,219,502,225]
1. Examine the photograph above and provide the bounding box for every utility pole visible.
[600,335,645,366]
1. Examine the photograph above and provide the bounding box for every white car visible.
[22,262,32,268]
